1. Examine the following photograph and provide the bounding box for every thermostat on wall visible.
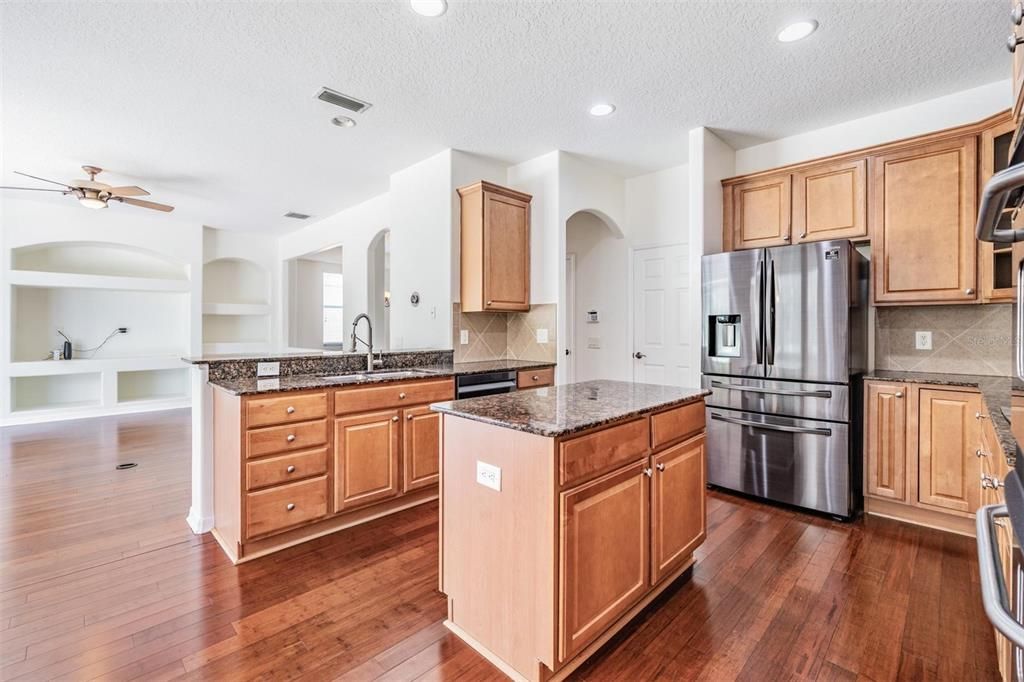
[586,310,599,323]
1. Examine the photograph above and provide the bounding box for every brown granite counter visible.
[431,379,710,438]
[208,359,556,396]
[863,370,1016,467]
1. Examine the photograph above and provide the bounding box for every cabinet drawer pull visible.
[656,463,665,472]
[532,375,539,381]
[286,406,296,414]
[286,465,297,473]
[399,392,407,400]
[286,503,296,511]
[286,434,296,442]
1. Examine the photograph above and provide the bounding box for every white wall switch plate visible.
[476,461,501,491]
[587,337,601,349]
[257,362,280,377]
[915,331,932,351]
[536,328,549,343]
[460,329,469,345]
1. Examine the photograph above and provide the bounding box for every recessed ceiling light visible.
[589,103,616,117]
[331,115,356,128]
[777,20,818,43]
[411,0,447,17]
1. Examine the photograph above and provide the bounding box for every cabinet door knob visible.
[286,503,296,511]
[976,411,988,421]
[286,406,295,414]
[965,287,974,295]
[532,375,539,380]
[286,465,297,473]
[399,392,407,399]
[286,434,296,442]
[976,449,990,459]
[407,414,414,420]
[486,300,493,306]
[782,234,791,241]
[643,467,653,478]
[392,415,399,422]
[1009,34,1024,52]
[656,463,666,472]
[1013,3,1023,25]
[895,391,903,398]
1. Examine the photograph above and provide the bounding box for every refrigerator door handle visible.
[976,505,1024,648]
[709,380,832,399]
[765,259,776,366]
[755,259,764,365]
[709,412,832,436]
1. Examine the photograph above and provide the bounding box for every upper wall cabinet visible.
[980,115,1018,303]
[792,159,867,244]
[725,173,792,249]
[458,181,532,312]
[870,136,978,305]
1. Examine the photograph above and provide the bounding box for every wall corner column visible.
[186,364,215,534]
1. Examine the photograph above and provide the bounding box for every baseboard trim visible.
[865,497,975,537]
[186,508,214,534]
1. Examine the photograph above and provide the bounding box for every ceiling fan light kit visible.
[0,165,175,213]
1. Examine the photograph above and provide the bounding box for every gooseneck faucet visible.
[350,313,380,370]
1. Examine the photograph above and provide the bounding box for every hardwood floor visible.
[0,409,1001,681]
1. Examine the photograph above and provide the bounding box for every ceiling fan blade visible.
[72,179,111,191]
[13,170,72,189]
[107,186,150,197]
[118,197,174,212]
[0,186,67,192]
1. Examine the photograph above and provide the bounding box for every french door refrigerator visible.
[701,239,868,518]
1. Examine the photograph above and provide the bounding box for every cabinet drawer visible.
[246,392,327,428]
[650,400,705,450]
[245,475,327,538]
[246,447,328,490]
[517,367,554,389]
[334,379,454,415]
[246,419,327,458]
[559,418,649,487]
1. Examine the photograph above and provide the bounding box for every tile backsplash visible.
[874,304,1011,376]
[453,302,557,363]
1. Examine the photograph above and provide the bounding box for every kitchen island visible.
[432,380,710,682]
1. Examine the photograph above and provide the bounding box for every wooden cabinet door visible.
[792,159,867,243]
[917,388,982,513]
[729,173,792,249]
[559,460,649,662]
[334,409,400,512]
[864,381,908,502]
[651,435,706,584]
[482,189,530,311]
[402,405,440,493]
[980,116,1018,302]
[870,137,978,304]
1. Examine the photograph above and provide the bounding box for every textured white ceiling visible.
[1,1,1008,233]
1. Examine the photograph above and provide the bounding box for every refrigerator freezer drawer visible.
[702,375,849,422]
[706,407,852,517]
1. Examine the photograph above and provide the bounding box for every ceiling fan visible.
[0,165,175,212]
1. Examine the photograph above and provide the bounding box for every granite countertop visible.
[208,359,556,396]
[430,379,710,438]
[864,370,1015,467]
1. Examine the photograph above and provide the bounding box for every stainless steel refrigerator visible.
[700,239,868,518]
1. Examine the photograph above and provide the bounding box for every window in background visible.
[323,272,344,345]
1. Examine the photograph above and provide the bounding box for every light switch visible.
[460,329,469,345]
[257,362,280,377]
[476,461,501,491]
[536,328,549,343]
[915,331,932,351]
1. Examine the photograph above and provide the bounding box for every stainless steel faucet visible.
[350,313,381,370]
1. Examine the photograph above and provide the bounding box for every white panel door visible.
[633,245,690,386]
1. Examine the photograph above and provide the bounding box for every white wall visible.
[507,152,562,306]
[625,164,690,248]
[289,257,342,349]
[734,80,1011,175]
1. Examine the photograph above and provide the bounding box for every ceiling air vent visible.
[315,87,372,114]
[284,212,311,220]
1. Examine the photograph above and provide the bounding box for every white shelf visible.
[117,368,189,404]
[8,270,190,293]
[202,302,270,316]
[10,373,102,413]
[7,356,186,377]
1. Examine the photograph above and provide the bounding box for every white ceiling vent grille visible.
[284,212,311,220]
[315,87,372,114]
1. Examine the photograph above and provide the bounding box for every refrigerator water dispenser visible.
[709,315,741,358]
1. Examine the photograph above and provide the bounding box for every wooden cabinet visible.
[402,405,440,492]
[980,116,1019,302]
[726,173,792,249]
[792,158,867,243]
[864,382,908,502]
[917,388,982,513]
[458,181,532,312]
[517,367,554,389]
[334,409,400,512]
[650,435,706,584]
[245,476,328,538]
[870,136,978,304]
[559,460,650,662]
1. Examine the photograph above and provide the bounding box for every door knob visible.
[634,352,646,359]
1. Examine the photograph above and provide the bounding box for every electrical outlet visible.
[257,362,280,377]
[460,329,469,345]
[915,331,932,351]
[536,328,549,343]
[476,461,501,491]
[587,337,601,349]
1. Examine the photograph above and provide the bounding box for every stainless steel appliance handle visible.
[977,163,1024,243]
[765,259,776,365]
[709,412,831,436]
[976,505,1024,648]
[709,380,832,399]
[755,259,764,365]
[1018,259,1024,382]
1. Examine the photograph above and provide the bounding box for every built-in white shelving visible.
[8,270,190,293]
[202,302,271,316]
[117,367,189,404]
[202,258,271,353]
[10,373,103,413]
